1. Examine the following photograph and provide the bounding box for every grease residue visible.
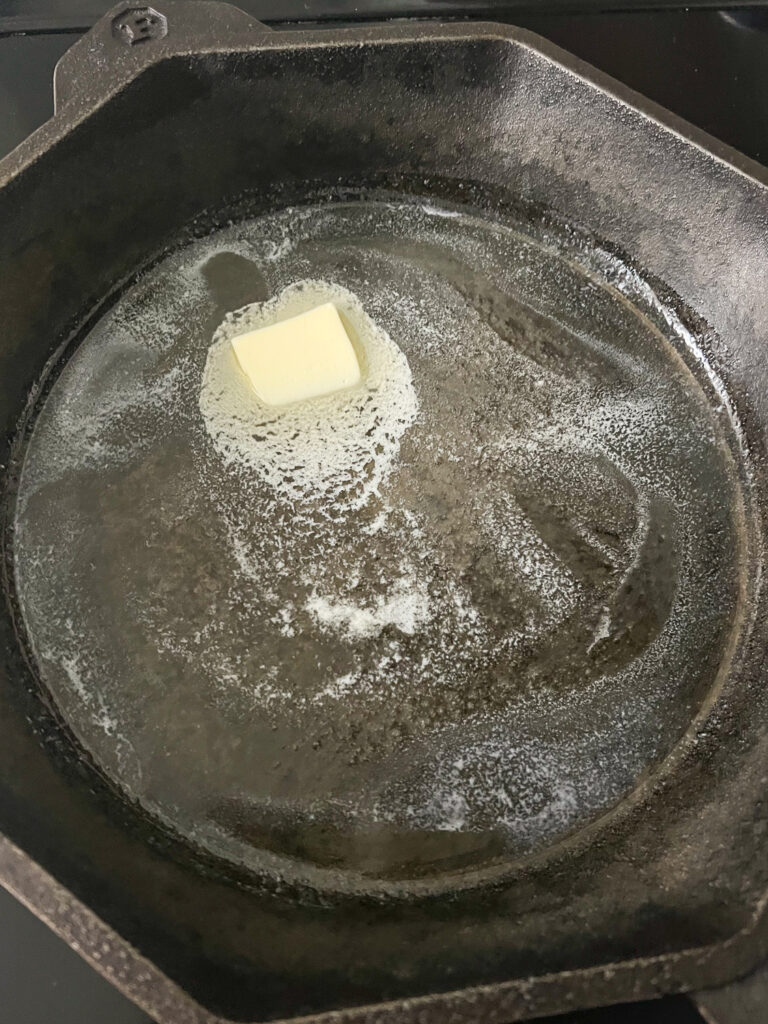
[12,195,744,891]
[200,281,418,512]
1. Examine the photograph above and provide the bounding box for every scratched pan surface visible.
[11,188,746,896]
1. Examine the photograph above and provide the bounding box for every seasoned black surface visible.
[1,9,767,164]
[0,875,706,1024]
[14,193,744,899]
[3,3,766,1022]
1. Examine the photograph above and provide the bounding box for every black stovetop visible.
[1,3,766,1022]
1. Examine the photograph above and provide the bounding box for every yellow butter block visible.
[230,302,361,406]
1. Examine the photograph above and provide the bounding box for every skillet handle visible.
[53,0,272,115]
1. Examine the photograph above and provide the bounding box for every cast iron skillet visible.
[1,3,767,1022]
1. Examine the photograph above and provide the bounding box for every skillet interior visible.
[11,186,747,898]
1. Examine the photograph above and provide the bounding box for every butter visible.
[230,302,361,406]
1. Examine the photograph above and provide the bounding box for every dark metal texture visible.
[3,10,768,165]
[4,0,768,38]
[1,3,768,1022]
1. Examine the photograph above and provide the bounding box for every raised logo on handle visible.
[112,7,168,45]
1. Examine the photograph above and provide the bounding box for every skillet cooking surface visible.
[11,191,747,896]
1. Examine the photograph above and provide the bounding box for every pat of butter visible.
[230,302,361,406]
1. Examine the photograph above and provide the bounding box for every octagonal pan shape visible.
[1,3,768,1022]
